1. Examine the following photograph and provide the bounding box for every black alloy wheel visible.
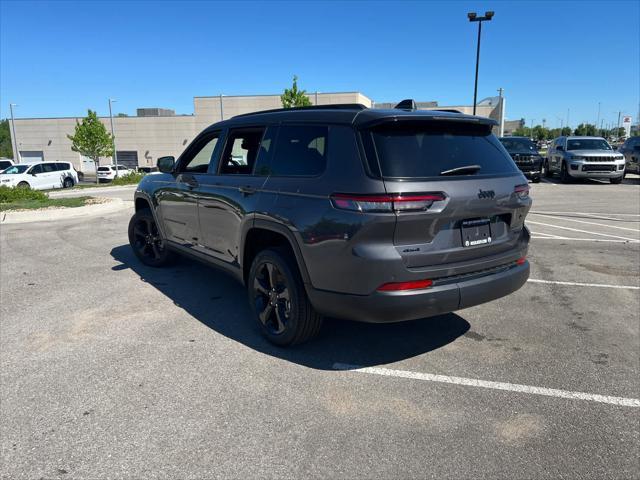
[128,208,173,267]
[252,261,291,335]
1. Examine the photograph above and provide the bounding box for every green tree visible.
[573,123,597,136]
[561,127,572,136]
[281,75,312,108]
[67,110,114,184]
[0,119,14,158]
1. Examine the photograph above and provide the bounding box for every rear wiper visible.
[439,164,482,176]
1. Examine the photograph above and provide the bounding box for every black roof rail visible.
[394,99,417,111]
[232,103,368,118]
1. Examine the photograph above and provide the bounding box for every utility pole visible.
[596,102,601,128]
[531,118,535,139]
[315,91,319,105]
[497,87,505,137]
[467,11,494,115]
[219,94,224,120]
[567,108,570,131]
[9,103,20,163]
[108,98,118,176]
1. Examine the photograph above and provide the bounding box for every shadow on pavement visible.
[111,244,470,370]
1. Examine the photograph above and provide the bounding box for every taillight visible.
[377,279,433,291]
[514,184,529,199]
[331,193,446,213]
[516,256,527,265]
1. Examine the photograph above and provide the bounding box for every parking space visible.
[1,179,638,478]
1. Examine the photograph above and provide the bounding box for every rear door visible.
[360,119,530,272]
[197,126,273,263]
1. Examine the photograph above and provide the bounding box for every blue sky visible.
[1,0,638,129]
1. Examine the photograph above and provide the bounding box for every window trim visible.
[266,123,330,178]
[216,126,268,177]
[175,130,223,174]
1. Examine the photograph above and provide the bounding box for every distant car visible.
[0,161,79,190]
[137,166,158,174]
[617,137,640,176]
[499,137,543,183]
[97,165,132,182]
[0,159,14,172]
[544,136,625,184]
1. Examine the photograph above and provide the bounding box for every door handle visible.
[182,177,198,189]
[239,186,256,195]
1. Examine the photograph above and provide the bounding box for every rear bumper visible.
[307,261,530,323]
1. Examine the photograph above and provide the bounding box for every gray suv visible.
[544,136,625,183]
[128,102,531,345]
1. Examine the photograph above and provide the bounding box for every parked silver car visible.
[544,136,625,184]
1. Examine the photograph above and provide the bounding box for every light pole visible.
[9,103,20,163]
[467,11,494,115]
[108,98,118,176]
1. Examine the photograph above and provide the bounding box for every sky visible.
[1,0,638,129]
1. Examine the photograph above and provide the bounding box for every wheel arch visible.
[242,220,311,287]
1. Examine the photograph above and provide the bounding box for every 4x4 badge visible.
[478,189,495,199]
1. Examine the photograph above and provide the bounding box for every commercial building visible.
[9,91,506,172]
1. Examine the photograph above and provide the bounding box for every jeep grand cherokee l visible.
[544,136,625,183]
[499,136,543,182]
[128,102,531,345]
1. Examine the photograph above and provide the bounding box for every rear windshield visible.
[499,137,537,152]
[362,121,518,178]
[567,139,611,151]
[98,167,111,171]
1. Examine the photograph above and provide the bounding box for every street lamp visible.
[9,103,20,163]
[108,98,119,176]
[467,10,494,115]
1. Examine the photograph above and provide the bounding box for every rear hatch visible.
[359,118,531,274]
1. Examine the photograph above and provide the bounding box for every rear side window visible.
[54,163,71,171]
[42,163,56,173]
[270,125,328,176]
[362,121,519,178]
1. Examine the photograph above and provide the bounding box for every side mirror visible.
[556,145,564,151]
[157,156,176,173]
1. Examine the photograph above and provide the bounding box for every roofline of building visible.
[193,91,370,99]
[13,114,195,121]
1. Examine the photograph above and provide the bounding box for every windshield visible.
[98,167,111,171]
[363,121,519,178]
[1,165,29,174]
[499,138,537,152]
[567,139,611,151]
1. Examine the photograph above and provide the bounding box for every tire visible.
[77,172,85,182]
[16,181,30,189]
[128,208,174,267]
[63,177,74,188]
[560,161,572,183]
[610,176,623,184]
[543,160,553,178]
[531,174,541,183]
[248,248,323,346]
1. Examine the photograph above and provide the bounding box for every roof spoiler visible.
[394,99,417,111]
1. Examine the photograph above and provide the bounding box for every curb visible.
[48,185,137,198]
[0,198,131,224]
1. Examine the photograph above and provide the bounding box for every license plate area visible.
[461,218,492,247]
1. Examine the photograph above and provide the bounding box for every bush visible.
[0,185,48,203]
[110,172,145,186]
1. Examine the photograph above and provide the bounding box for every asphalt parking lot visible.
[1,176,639,479]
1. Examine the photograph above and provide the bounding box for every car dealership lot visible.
[1,177,638,479]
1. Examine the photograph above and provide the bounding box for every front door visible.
[155,131,221,245]
[197,126,274,264]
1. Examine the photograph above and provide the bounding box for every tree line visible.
[512,124,628,141]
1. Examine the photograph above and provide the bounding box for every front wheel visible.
[63,177,74,188]
[16,181,30,189]
[560,162,572,183]
[610,176,623,184]
[128,208,174,267]
[248,248,322,346]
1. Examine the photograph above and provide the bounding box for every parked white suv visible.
[0,162,79,190]
[97,165,132,182]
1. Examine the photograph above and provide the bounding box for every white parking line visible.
[527,279,640,290]
[526,220,640,242]
[333,364,640,407]
[530,210,640,217]
[531,236,636,244]
[529,213,640,232]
